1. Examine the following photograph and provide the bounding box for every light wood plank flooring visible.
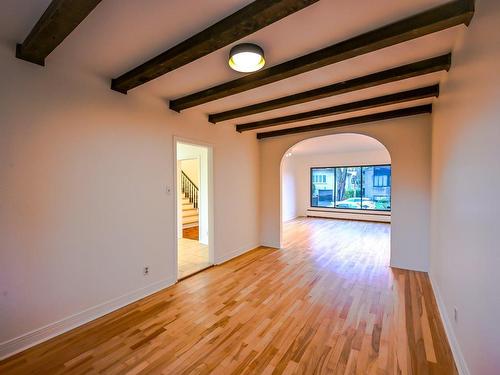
[0,218,456,374]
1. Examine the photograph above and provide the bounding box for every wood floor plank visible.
[0,218,457,374]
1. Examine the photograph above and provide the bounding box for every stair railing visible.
[181,171,198,209]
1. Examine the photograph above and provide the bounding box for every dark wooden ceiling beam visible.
[236,85,439,132]
[170,0,473,112]
[256,104,432,139]
[111,0,319,94]
[210,54,450,123]
[16,0,102,66]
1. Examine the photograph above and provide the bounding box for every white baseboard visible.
[215,244,261,265]
[0,276,176,361]
[306,209,391,223]
[429,276,470,375]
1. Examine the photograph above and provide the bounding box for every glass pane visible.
[335,167,361,209]
[311,168,335,207]
[362,165,391,210]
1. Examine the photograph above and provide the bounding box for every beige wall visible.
[430,0,500,373]
[180,159,199,187]
[0,42,260,354]
[260,115,432,272]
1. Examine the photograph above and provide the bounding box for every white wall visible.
[281,155,297,221]
[260,115,432,272]
[0,41,260,357]
[430,0,500,374]
[284,148,390,218]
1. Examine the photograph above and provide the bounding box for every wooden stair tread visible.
[181,187,198,228]
[182,217,199,224]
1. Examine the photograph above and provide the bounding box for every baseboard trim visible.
[0,276,176,361]
[215,244,261,265]
[389,261,427,273]
[429,276,470,375]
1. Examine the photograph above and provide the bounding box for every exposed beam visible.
[16,0,102,66]
[111,0,319,94]
[256,104,432,139]
[236,85,439,132]
[170,0,473,112]
[210,54,450,123]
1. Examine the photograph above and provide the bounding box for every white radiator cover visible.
[306,208,391,223]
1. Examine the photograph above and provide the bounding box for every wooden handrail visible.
[181,171,198,190]
[181,171,199,209]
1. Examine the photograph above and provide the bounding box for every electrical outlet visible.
[143,266,149,276]
[454,307,458,323]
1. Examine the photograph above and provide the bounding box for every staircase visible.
[181,171,199,229]
[182,196,198,228]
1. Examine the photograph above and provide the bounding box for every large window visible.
[310,164,391,211]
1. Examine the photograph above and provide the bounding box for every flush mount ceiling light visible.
[229,43,265,73]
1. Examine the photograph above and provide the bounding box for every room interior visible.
[0,0,498,374]
[281,133,392,223]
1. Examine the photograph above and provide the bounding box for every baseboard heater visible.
[306,208,391,223]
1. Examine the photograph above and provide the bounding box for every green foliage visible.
[375,198,390,210]
[344,189,361,199]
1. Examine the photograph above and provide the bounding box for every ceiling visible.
[1,0,466,135]
[289,133,388,156]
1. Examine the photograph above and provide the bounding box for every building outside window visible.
[311,168,334,207]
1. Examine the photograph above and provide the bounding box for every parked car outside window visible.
[335,197,375,209]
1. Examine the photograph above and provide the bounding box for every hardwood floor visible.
[0,218,456,374]
[182,226,199,241]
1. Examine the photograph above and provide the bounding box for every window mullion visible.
[333,167,336,208]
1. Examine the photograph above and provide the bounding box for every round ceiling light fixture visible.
[228,43,265,73]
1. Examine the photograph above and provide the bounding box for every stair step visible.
[182,211,198,218]
[182,216,199,225]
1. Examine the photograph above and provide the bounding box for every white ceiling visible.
[0,0,465,134]
[289,133,388,156]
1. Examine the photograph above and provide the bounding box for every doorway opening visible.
[280,133,392,264]
[175,140,214,279]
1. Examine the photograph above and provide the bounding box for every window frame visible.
[310,163,391,212]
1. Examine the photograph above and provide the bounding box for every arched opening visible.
[280,133,392,263]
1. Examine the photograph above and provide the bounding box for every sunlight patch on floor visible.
[178,238,210,278]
